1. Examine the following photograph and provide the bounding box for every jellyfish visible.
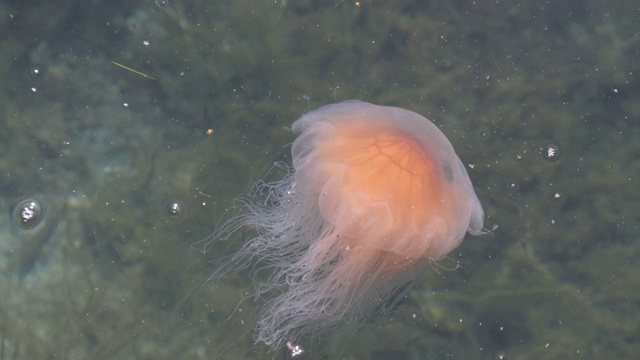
[205,100,484,355]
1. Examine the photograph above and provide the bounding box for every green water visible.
[0,1,638,359]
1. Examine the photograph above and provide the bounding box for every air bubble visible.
[13,198,45,229]
[550,191,563,203]
[542,144,561,162]
[155,0,168,6]
[505,181,520,194]
[287,342,305,358]
[162,199,186,221]
[29,65,45,79]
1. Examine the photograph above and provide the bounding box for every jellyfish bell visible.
[206,100,484,356]
[292,101,484,260]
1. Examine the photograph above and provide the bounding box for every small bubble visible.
[550,191,563,203]
[155,0,168,6]
[287,342,305,358]
[542,144,561,162]
[505,181,520,194]
[162,199,186,220]
[13,199,45,229]
[29,65,45,79]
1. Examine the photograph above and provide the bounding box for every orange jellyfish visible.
[206,100,484,354]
